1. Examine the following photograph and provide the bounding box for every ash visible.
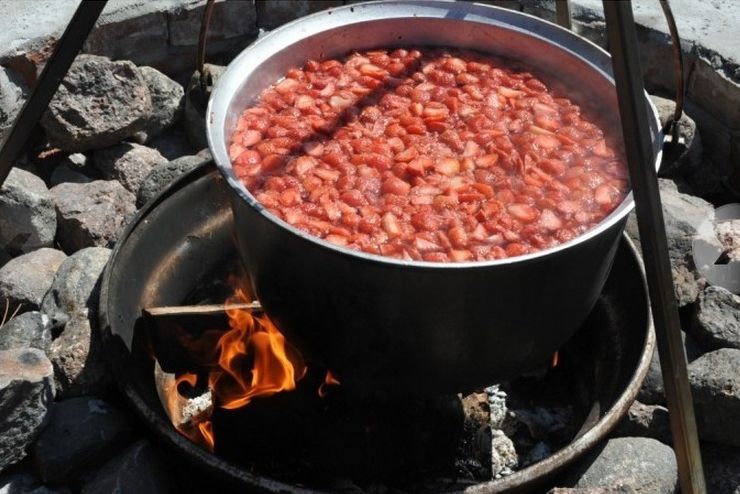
[455,381,576,482]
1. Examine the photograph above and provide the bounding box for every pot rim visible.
[207,0,663,269]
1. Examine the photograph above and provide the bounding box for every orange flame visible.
[551,350,559,369]
[318,370,341,398]
[158,369,214,452]
[157,275,309,451]
[208,283,306,410]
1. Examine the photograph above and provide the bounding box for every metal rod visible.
[658,0,685,130]
[555,0,572,30]
[0,0,108,187]
[197,0,216,94]
[602,3,706,493]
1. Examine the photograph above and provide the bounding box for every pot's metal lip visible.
[207,0,663,269]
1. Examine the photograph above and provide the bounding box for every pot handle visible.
[658,0,685,138]
[196,0,217,97]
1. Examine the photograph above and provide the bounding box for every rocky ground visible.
[0,5,739,494]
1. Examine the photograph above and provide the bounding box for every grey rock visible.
[0,248,66,312]
[48,313,109,399]
[0,475,65,494]
[0,311,52,352]
[692,286,740,350]
[0,470,68,494]
[0,348,55,471]
[40,247,110,329]
[0,473,38,494]
[659,178,715,263]
[81,440,172,494]
[650,95,702,177]
[136,154,208,207]
[92,143,167,193]
[613,401,671,445]
[168,0,256,46]
[627,179,715,306]
[51,180,136,252]
[41,55,152,152]
[147,130,195,161]
[139,66,184,140]
[702,441,740,494]
[0,67,29,141]
[549,489,636,494]
[33,397,134,484]
[48,165,92,187]
[638,330,703,405]
[49,153,98,187]
[183,64,225,150]
[689,348,740,447]
[0,168,57,257]
[255,0,312,30]
[568,437,677,493]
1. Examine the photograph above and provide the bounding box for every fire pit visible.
[99,161,655,492]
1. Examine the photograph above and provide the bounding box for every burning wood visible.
[153,361,214,451]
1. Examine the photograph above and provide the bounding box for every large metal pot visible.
[207,0,662,394]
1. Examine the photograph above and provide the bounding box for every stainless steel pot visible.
[207,0,662,394]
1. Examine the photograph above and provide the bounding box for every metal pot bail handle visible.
[658,0,685,138]
[196,0,217,98]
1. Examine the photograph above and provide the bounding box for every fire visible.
[157,277,308,451]
[551,350,559,368]
[318,370,341,398]
[155,366,215,452]
[209,286,307,409]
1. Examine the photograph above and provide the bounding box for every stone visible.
[49,153,99,187]
[48,165,92,187]
[701,441,740,494]
[0,474,62,494]
[0,311,52,352]
[255,0,312,30]
[638,331,702,405]
[48,313,109,399]
[689,348,740,447]
[549,488,636,494]
[136,154,209,207]
[650,95,702,177]
[0,248,66,312]
[40,247,110,329]
[81,440,172,494]
[167,0,257,46]
[692,286,740,350]
[0,348,55,471]
[139,66,184,140]
[630,179,716,306]
[32,396,134,484]
[0,66,29,140]
[92,143,167,193]
[41,55,151,152]
[0,168,57,257]
[147,130,195,161]
[612,401,671,445]
[51,180,136,252]
[659,178,715,263]
[184,64,225,150]
[567,437,678,493]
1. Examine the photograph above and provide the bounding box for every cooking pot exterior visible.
[208,1,662,393]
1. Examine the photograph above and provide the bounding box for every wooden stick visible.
[143,301,262,318]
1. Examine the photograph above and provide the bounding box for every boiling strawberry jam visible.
[229,48,628,262]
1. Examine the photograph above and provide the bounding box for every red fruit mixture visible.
[229,48,628,262]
